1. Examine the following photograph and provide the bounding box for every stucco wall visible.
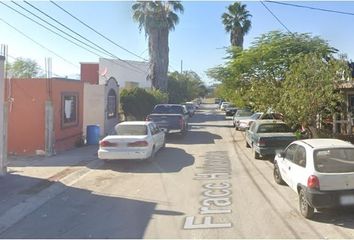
[83,83,105,136]
[51,78,84,153]
[80,63,99,85]
[98,58,151,89]
[6,79,47,155]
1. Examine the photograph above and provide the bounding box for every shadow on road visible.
[167,130,222,145]
[310,208,354,230]
[101,147,194,173]
[0,174,157,239]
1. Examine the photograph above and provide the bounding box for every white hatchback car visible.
[98,121,165,162]
[273,138,354,219]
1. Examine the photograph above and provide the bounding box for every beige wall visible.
[83,84,105,137]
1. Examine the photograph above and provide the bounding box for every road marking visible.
[183,151,232,230]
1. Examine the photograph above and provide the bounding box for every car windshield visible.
[251,113,262,119]
[152,105,183,114]
[257,123,292,133]
[314,148,354,173]
[115,125,147,136]
[236,110,253,117]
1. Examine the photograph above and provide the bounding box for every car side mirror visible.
[278,151,285,158]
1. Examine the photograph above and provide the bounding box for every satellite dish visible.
[100,67,108,78]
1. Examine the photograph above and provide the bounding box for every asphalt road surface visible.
[2,104,354,238]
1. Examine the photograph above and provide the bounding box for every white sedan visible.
[273,138,354,219]
[98,121,165,162]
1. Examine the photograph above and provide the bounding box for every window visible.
[61,92,78,128]
[293,146,306,167]
[285,144,297,162]
[107,89,117,119]
[115,125,147,136]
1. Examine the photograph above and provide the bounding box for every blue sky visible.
[1,1,354,85]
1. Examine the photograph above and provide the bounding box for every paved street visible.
[1,104,354,238]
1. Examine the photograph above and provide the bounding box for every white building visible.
[98,58,151,89]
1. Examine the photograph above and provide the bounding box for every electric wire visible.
[50,1,178,73]
[0,18,79,69]
[265,1,354,17]
[22,1,147,74]
[260,1,293,34]
[1,1,147,75]
[50,1,149,62]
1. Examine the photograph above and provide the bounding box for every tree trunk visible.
[148,27,169,92]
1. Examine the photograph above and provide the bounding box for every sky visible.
[1,1,354,86]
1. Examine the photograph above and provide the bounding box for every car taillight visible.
[307,175,320,189]
[99,140,118,147]
[257,139,266,147]
[128,140,148,147]
[179,116,184,128]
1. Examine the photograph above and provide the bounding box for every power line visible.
[260,1,293,34]
[6,53,65,78]
[13,1,118,60]
[265,1,354,17]
[50,1,178,73]
[0,2,102,57]
[50,1,149,62]
[0,18,79,69]
[1,1,147,75]
[22,1,147,74]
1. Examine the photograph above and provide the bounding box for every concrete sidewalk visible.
[0,145,102,234]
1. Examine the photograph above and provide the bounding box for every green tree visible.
[222,2,252,48]
[120,88,167,120]
[7,58,42,78]
[167,71,207,103]
[132,1,184,91]
[208,31,337,110]
[278,53,349,137]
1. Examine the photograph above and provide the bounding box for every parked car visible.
[98,121,165,162]
[225,105,238,117]
[232,109,254,129]
[146,104,189,134]
[273,139,354,219]
[215,98,221,104]
[220,102,231,111]
[236,112,262,130]
[238,112,284,130]
[245,120,296,159]
[183,102,196,117]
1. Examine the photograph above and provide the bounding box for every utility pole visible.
[180,60,183,74]
[0,54,7,176]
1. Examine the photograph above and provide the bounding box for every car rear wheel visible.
[273,164,285,185]
[299,188,314,219]
[246,141,250,148]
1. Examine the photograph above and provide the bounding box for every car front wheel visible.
[299,188,314,219]
[252,145,260,159]
[273,164,285,185]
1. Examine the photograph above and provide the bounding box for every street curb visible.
[0,158,103,235]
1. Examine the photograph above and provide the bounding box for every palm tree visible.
[132,1,184,91]
[222,2,252,49]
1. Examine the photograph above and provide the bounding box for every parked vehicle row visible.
[98,101,197,163]
[219,100,354,219]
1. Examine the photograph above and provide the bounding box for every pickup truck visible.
[146,104,189,134]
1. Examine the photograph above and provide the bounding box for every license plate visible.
[340,195,354,205]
